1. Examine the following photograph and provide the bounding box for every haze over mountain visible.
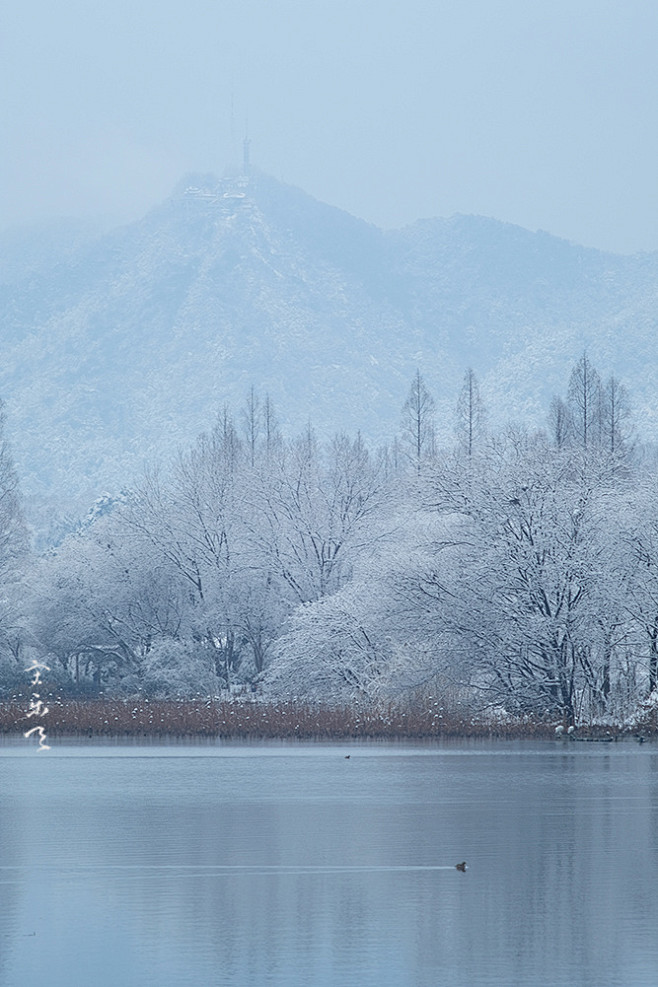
[2,170,658,504]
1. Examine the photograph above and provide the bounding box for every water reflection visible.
[1,740,657,986]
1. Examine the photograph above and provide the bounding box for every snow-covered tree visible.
[416,436,627,721]
[400,370,436,472]
[567,353,602,450]
[29,510,187,690]
[263,545,441,703]
[455,368,486,457]
[601,375,632,456]
[250,430,388,604]
[0,401,29,683]
[547,395,571,449]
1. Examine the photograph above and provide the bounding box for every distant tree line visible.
[1,355,657,725]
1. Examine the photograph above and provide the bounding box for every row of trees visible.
[0,356,656,724]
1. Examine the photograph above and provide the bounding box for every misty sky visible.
[2,0,658,254]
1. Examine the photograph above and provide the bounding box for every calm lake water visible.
[1,738,657,986]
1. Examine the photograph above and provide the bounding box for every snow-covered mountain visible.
[2,170,658,500]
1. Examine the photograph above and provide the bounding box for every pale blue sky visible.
[2,0,658,253]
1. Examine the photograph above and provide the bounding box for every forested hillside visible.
[2,171,658,505]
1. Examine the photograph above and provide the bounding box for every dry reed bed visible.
[1,698,655,740]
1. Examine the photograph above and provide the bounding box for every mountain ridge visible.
[1,170,657,503]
